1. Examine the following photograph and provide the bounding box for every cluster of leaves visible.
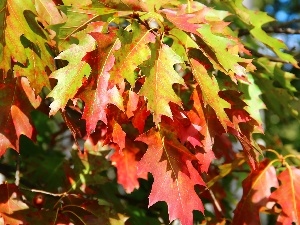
[0,0,300,224]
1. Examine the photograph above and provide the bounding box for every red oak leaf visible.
[0,76,40,156]
[167,104,203,148]
[132,99,150,134]
[269,166,300,225]
[136,127,205,225]
[220,90,261,170]
[79,30,124,135]
[195,149,216,173]
[213,134,235,163]
[232,160,279,225]
[161,104,216,173]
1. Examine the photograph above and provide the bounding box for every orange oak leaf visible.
[110,140,145,193]
[269,166,300,225]
[232,159,279,225]
[111,119,126,151]
[136,127,205,225]
[126,90,139,118]
[0,183,29,225]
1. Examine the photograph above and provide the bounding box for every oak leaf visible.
[136,127,205,225]
[189,57,232,131]
[48,6,115,50]
[132,101,150,134]
[0,183,29,225]
[163,5,255,81]
[111,119,126,151]
[229,0,298,66]
[0,76,40,156]
[110,140,143,193]
[139,41,184,124]
[47,34,95,116]
[269,166,300,225]
[0,0,55,78]
[232,160,278,225]
[126,90,139,118]
[109,22,156,87]
[78,30,124,135]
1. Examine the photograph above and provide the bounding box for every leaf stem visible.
[53,208,60,225]
[63,210,87,225]
[208,188,224,217]
[283,154,300,160]
[266,149,281,159]
[187,0,192,13]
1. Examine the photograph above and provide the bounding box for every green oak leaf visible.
[227,0,298,66]
[139,41,184,124]
[256,57,297,93]
[109,22,155,87]
[189,54,232,131]
[48,5,115,51]
[0,0,55,93]
[47,34,95,116]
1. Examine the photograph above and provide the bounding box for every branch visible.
[20,187,68,197]
[238,19,300,36]
[245,46,293,63]
[273,18,300,28]
[239,27,300,36]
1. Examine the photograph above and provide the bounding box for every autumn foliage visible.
[0,0,300,224]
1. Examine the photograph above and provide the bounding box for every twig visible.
[239,27,300,36]
[263,27,300,34]
[273,18,300,28]
[238,18,300,37]
[20,187,68,197]
[245,46,292,63]
[131,12,159,36]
